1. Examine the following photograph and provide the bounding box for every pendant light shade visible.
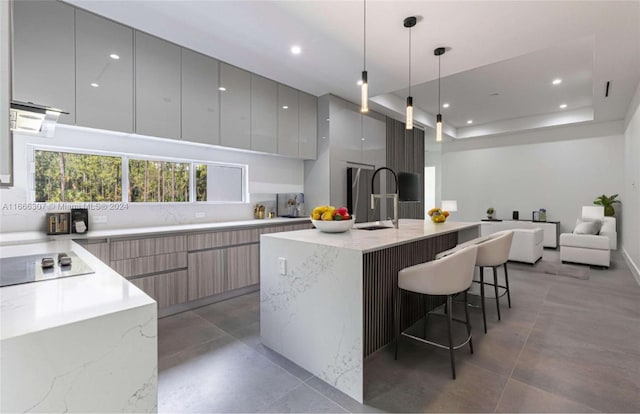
[361,70,368,113]
[404,16,417,130]
[360,0,369,113]
[434,47,446,142]
[406,96,414,129]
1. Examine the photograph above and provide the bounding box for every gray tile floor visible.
[158,250,640,413]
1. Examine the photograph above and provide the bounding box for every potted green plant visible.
[486,207,495,219]
[593,194,620,217]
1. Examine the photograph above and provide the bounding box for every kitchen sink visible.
[354,225,393,231]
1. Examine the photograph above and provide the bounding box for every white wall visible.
[441,123,625,235]
[424,151,442,210]
[623,83,640,279]
[1,125,304,233]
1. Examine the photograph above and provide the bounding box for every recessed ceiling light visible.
[90,82,99,88]
[361,137,365,141]
[442,103,450,108]
[559,103,567,109]
[552,78,562,85]
[218,87,226,91]
[282,105,289,109]
[290,45,302,55]
[109,53,120,60]
[357,79,364,86]
[467,120,473,124]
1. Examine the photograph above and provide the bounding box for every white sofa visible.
[559,207,616,268]
[508,228,544,264]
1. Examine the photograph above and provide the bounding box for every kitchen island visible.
[1,240,157,413]
[260,219,480,403]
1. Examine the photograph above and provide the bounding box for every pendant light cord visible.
[408,26,412,96]
[438,55,441,109]
[363,0,366,70]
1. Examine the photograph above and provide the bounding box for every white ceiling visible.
[64,0,640,140]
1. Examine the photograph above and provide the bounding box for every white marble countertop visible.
[262,219,481,253]
[0,239,156,341]
[0,217,311,245]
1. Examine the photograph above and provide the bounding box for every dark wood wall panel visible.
[385,118,425,220]
[362,232,458,357]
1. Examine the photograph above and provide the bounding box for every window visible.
[34,150,122,202]
[33,147,247,204]
[195,164,245,202]
[128,159,190,203]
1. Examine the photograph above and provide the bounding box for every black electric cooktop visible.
[0,252,94,288]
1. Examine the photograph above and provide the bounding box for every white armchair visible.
[559,206,616,268]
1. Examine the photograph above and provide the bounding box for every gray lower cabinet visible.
[277,84,299,157]
[251,75,278,153]
[110,235,187,261]
[135,31,181,139]
[299,92,318,160]
[75,10,133,133]
[181,48,220,145]
[220,63,251,149]
[130,270,188,308]
[187,249,226,301]
[82,222,310,311]
[110,252,187,278]
[12,0,75,124]
[226,244,260,289]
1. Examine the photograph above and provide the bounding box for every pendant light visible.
[404,16,417,130]
[434,47,446,142]
[360,0,369,113]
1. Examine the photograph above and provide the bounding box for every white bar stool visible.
[474,230,515,333]
[394,245,478,380]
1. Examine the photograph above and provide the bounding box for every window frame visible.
[29,145,249,205]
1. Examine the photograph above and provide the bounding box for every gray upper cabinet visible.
[277,84,299,157]
[220,63,251,150]
[250,74,277,153]
[181,48,220,145]
[298,92,317,160]
[12,0,75,125]
[75,10,133,133]
[135,31,181,139]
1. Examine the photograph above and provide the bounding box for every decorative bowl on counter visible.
[311,218,355,233]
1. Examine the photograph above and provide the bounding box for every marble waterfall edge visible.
[0,303,157,413]
[260,238,364,402]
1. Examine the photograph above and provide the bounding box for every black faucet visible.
[371,167,399,229]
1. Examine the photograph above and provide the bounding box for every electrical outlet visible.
[92,215,107,224]
[195,212,205,218]
[278,257,287,275]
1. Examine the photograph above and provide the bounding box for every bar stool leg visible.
[464,290,473,354]
[423,295,428,339]
[447,294,456,380]
[480,267,487,334]
[394,288,401,360]
[504,263,511,308]
[493,266,501,321]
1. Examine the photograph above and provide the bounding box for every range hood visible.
[10,100,67,136]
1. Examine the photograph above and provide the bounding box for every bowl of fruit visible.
[311,206,354,233]
[427,208,450,223]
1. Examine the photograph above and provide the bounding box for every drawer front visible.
[187,250,226,300]
[155,270,188,308]
[226,244,259,290]
[111,235,187,261]
[111,252,187,277]
[187,228,260,250]
[129,276,157,303]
